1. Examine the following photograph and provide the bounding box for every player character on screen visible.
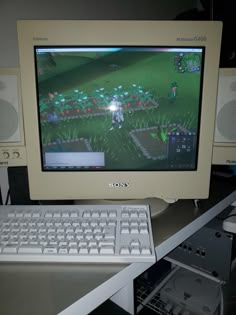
[168,82,178,102]
[47,92,59,124]
[171,82,178,97]
[109,95,124,130]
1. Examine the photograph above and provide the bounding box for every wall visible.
[0,0,196,67]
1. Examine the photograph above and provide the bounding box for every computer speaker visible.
[0,68,26,167]
[212,68,236,165]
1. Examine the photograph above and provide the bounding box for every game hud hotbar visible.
[34,46,204,171]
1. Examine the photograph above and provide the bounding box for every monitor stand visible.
[74,197,170,217]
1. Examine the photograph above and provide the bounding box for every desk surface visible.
[0,180,235,315]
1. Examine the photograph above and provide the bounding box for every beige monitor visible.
[17,20,222,215]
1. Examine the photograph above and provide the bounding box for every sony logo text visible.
[109,183,129,188]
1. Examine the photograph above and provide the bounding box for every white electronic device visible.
[222,200,236,234]
[0,68,27,167]
[159,268,221,315]
[212,68,236,165]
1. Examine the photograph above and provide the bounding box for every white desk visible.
[0,188,235,315]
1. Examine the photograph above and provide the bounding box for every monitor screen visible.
[17,20,222,205]
[35,46,203,172]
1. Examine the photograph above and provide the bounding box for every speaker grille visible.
[214,69,236,143]
[0,98,18,141]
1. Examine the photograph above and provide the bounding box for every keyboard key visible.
[139,220,148,228]
[121,220,129,227]
[139,211,147,218]
[72,222,80,227]
[18,245,42,254]
[43,247,57,254]
[130,239,140,247]
[89,246,99,254]
[140,227,148,234]
[59,247,68,254]
[99,220,107,227]
[141,247,151,255]
[91,211,99,218]
[3,245,17,253]
[121,227,129,234]
[130,211,138,218]
[99,240,115,247]
[68,241,77,247]
[109,210,117,218]
[88,240,97,246]
[100,211,108,218]
[93,226,102,233]
[85,233,93,240]
[108,220,116,226]
[84,228,92,233]
[95,233,103,241]
[90,220,98,227]
[131,227,139,234]
[120,247,130,255]
[75,234,84,241]
[121,211,129,218]
[100,246,114,255]
[81,222,89,227]
[59,241,67,247]
[79,246,88,254]
[79,241,87,247]
[131,246,140,255]
[83,211,91,218]
[69,247,78,254]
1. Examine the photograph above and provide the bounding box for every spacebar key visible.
[18,245,43,254]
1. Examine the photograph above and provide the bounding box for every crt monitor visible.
[17,20,222,215]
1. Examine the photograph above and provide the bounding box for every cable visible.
[231,258,236,272]
[223,214,236,220]
[220,285,224,315]
[0,186,3,205]
[216,208,236,221]
[4,189,10,205]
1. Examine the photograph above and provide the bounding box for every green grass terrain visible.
[38,50,201,170]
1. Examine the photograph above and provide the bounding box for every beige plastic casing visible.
[212,68,236,165]
[0,67,27,167]
[17,20,222,200]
